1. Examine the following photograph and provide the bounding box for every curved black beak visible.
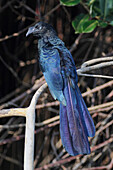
[26,26,35,37]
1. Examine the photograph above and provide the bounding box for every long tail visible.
[60,78,95,156]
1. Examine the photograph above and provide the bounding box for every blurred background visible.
[0,0,113,169]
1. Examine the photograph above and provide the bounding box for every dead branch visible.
[0,82,48,170]
[77,57,113,79]
[24,83,47,170]
[35,138,113,170]
[0,108,26,117]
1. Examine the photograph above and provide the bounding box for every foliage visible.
[60,0,113,33]
[60,0,80,6]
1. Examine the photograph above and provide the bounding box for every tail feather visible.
[75,85,95,137]
[60,78,95,156]
[60,104,75,155]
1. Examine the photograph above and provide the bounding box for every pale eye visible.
[39,26,42,30]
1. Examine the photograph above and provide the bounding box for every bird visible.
[26,21,95,156]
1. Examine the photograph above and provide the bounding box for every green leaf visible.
[82,20,98,33]
[88,0,97,6]
[98,20,108,27]
[87,0,101,17]
[72,13,87,30]
[60,0,80,6]
[72,14,98,33]
[77,15,90,33]
[72,14,90,32]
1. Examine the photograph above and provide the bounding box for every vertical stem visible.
[24,83,47,170]
[24,106,35,170]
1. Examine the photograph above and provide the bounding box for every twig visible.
[80,1,90,13]
[0,120,60,146]
[78,156,113,170]
[77,57,113,79]
[0,82,48,170]
[77,73,113,79]
[0,153,23,167]
[0,77,45,109]
[82,30,100,63]
[77,61,113,73]
[0,3,61,42]
[0,115,60,129]
[35,100,113,114]
[24,83,47,170]
[16,0,39,17]
[81,56,113,68]
[35,138,113,170]
[0,26,29,42]
[0,86,24,104]
[91,137,113,152]
[0,0,15,13]
[95,120,113,136]
[82,80,113,97]
[62,6,71,22]
[70,34,83,53]
[19,59,37,67]
[36,101,59,109]
[0,55,28,86]
[43,4,61,19]
[88,101,113,111]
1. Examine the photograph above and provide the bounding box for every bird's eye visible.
[39,26,42,30]
[35,25,38,29]
[35,25,42,30]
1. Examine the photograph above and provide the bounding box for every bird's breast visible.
[39,48,58,72]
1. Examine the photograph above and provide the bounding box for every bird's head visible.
[26,21,57,38]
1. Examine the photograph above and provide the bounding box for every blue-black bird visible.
[26,22,95,156]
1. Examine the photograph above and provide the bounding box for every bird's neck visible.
[38,37,47,49]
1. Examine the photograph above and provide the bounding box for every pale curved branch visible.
[77,73,113,79]
[24,83,48,170]
[78,61,113,73]
[77,57,113,79]
[0,108,26,118]
[81,56,113,68]
[0,82,48,170]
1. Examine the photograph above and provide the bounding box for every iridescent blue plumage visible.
[26,22,95,156]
